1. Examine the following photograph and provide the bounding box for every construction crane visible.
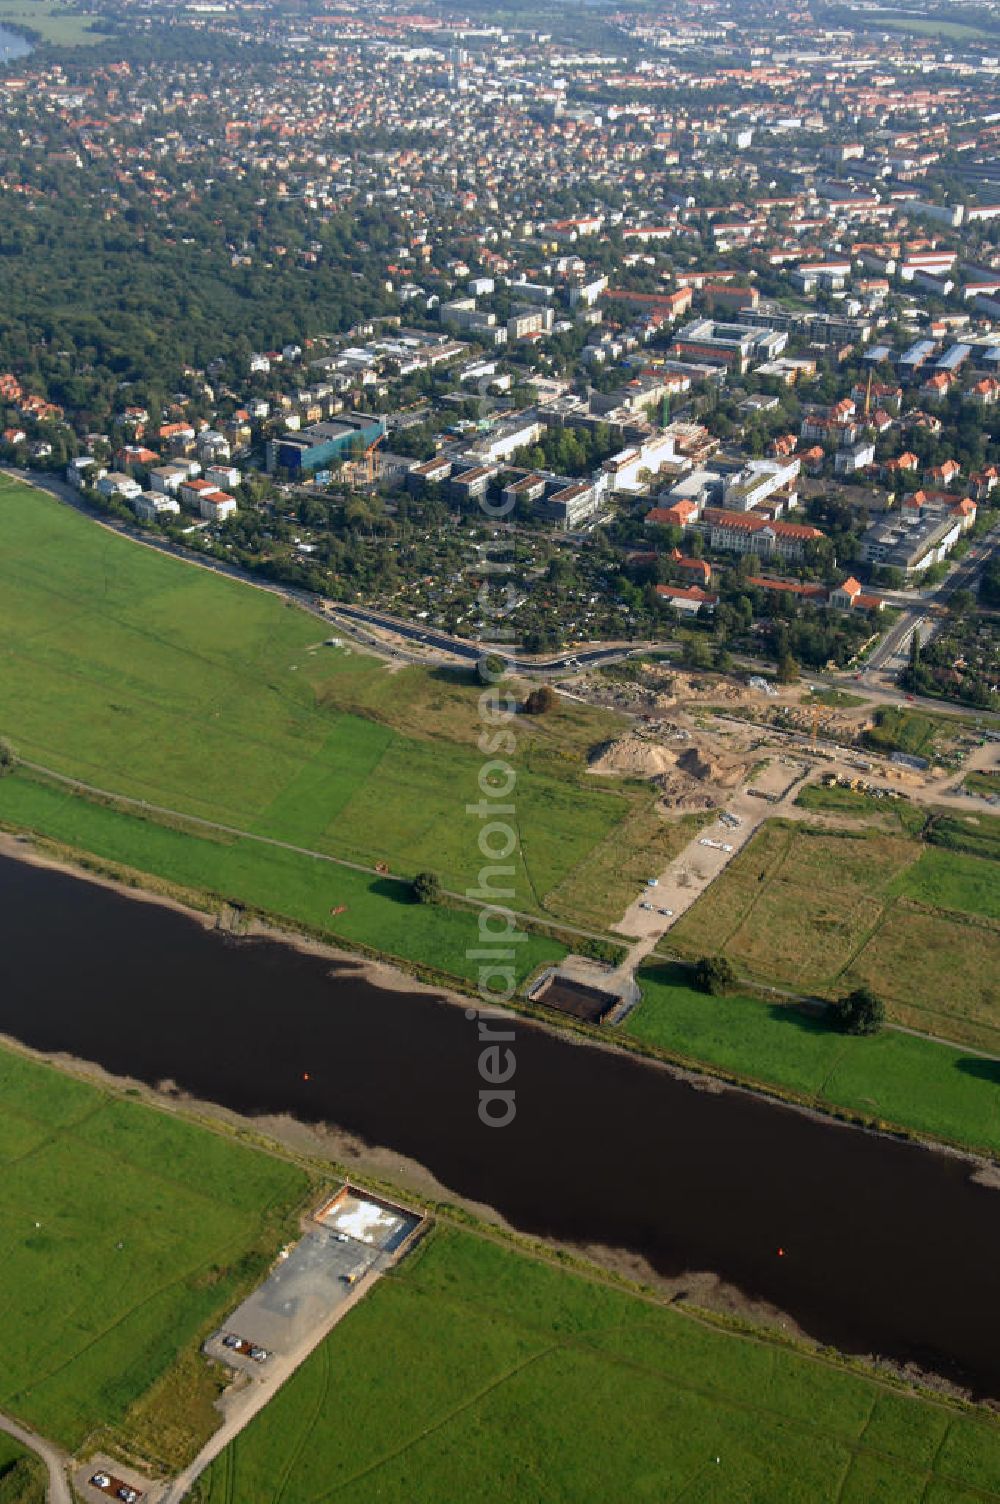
[361,432,384,485]
[344,432,385,486]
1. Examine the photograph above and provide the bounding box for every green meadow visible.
[0,770,564,984]
[0,1044,308,1452]
[667,818,1000,1053]
[0,0,106,47]
[192,1224,1000,1504]
[0,478,650,943]
[627,964,1000,1155]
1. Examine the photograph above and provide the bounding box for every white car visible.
[90,1477,111,1492]
[646,878,659,887]
[639,901,653,910]
[721,843,733,853]
[658,908,673,917]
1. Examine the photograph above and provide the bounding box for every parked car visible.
[222,1333,240,1349]
[90,1476,111,1490]
[117,1488,140,1504]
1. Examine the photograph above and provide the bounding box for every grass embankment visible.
[627,964,1000,1156]
[0,1043,309,1461]
[0,771,566,986]
[0,1438,44,1504]
[192,1223,1000,1504]
[666,816,1000,1053]
[0,478,669,942]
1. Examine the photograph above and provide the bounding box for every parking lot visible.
[74,1456,146,1504]
[205,1189,422,1373]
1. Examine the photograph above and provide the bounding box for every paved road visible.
[4,466,995,719]
[0,468,660,679]
[860,533,998,682]
[328,602,663,676]
[0,1412,71,1504]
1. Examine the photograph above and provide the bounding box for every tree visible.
[411,871,442,905]
[693,955,737,996]
[777,652,800,684]
[0,737,16,776]
[523,685,557,715]
[477,652,507,686]
[832,986,885,1036]
[909,628,921,672]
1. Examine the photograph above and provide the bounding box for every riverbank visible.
[3,790,998,1167]
[1,843,999,1397]
[3,1028,1000,1504]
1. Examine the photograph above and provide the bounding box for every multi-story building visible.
[722,458,800,513]
[700,508,824,562]
[672,318,787,374]
[267,414,386,476]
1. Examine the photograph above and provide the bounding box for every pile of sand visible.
[589,735,679,778]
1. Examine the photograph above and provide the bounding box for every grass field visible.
[0,479,657,939]
[863,705,945,760]
[872,15,987,43]
[666,819,1000,1052]
[0,0,106,46]
[627,964,1000,1155]
[0,771,565,985]
[0,1438,44,1504]
[0,1042,308,1455]
[191,1223,1000,1504]
[795,780,927,833]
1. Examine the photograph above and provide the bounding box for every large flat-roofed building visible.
[672,318,787,374]
[267,413,386,475]
[861,510,963,576]
[722,457,800,513]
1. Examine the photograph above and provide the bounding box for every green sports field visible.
[0,479,646,939]
[192,1224,1000,1504]
[0,1043,308,1453]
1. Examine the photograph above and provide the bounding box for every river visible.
[1,851,998,1395]
[0,25,31,62]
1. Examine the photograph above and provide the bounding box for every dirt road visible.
[157,1267,382,1504]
